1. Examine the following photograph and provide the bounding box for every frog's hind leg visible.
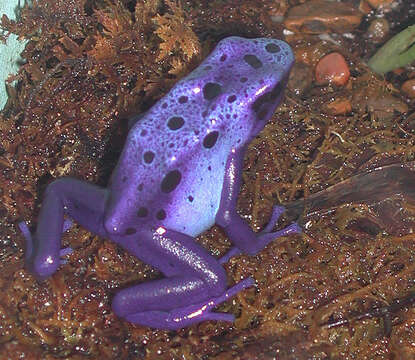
[112,228,253,330]
[215,148,301,261]
[20,178,109,280]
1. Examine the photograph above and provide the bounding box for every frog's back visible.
[105,37,294,237]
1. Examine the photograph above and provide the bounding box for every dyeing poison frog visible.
[20,36,299,330]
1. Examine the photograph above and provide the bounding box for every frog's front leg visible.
[111,228,253,330]
[21,178,109,280]
[216,148,301,260]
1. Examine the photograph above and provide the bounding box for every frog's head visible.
[181,37,294,141]
[223,37,294,136]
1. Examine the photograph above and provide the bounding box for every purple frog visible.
[20,36,298,330]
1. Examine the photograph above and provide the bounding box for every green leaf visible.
[368,25,415,74]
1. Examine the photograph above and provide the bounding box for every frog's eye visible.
[265,43,281,53]
[203,82,222,100]
[243,54,263,69]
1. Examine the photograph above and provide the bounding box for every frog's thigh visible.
[113,228,227,317]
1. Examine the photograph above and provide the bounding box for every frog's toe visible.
[261,205,286,233]
[219,218,302,262]
[19,221,72,279]
[254,222,301,254]
[25,253,60,281]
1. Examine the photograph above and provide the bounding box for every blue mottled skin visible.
[20,37,299,330]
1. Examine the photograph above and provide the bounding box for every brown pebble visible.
[315,53,350,86]
[402,79,415,99]
[284,0,363,34]
[366,18,390,43]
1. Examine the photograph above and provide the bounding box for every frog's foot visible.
[118,277,254,330]
[18,221,73,279]
[219,206,301,263]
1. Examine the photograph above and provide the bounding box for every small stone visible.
[315,53,350,86]
[284,0,363,34]
[402,79,415,99]
[366,18,390,43]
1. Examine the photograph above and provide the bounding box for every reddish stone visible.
[315,52,350,86]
